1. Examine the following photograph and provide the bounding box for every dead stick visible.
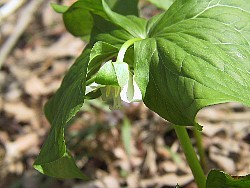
[0,0,44,68]
[0,0,26,22]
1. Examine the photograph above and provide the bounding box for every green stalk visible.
[86,38,142,86]
[174,125,206,188]
[193,127,208,173]
[116,38,142,62]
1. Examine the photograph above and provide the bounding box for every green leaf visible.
[135,0,250,125]
[51,3,68,13]
[95,61,130,87]
[90,14,134,46]
[102,0,147,38]
[88,41,118,77]
[147,0,175,10]
[34,48,91,179]
[63,0,139,37]
[63,0,105,37]
[34,150,87,179]
[95,60,119,86]
[34,40,121,178]
[206,170,250,188]
[107,0,139,16]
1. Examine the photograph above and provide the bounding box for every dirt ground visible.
[0,0,249,187]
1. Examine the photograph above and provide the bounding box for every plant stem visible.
[174,125,206,188]
[193,127,208,173]
[86,38,142,86]
[116,38,142,62]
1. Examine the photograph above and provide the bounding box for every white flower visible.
[120,72,142,103]
[85,62,142,110]
[100,86,122,110]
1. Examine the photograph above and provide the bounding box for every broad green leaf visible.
[107,0,139,16]
[135,0,250,125]
[147,0,175,10]
[206,170,250,188]
[90,14,133,46]
[88,15,136,75]
[34,40,122,178]
[102,0,147,38]
[51,3,68,13]
[34,150,87,179]
[63,0,105,37]
[63,0,139,37]
[34,48,91,179]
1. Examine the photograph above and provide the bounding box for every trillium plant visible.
[34,0,250,187]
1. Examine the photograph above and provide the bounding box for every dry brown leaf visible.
[127,172,140,188]
[73,176,120,188]
[202,122,225,137]
[159,161,177,173]
[24,76,48,96]
[9,63,31,82]
[24,33,85,64]
[140,173,194,187]
[142,145,157,176]
[42,0,61,27]
[4,133,39,159]
[209,145,236,173]
[4,83,22,101]
[3,102,35,122]
[210,153,236,174]
[3,133,39,175]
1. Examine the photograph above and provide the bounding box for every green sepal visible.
[85,89,102,100]
[95,60,119,86]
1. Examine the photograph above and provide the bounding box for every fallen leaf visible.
[3,102,35,122]
[24,76,48,96]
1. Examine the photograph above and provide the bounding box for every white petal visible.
[120,75,142,103]
[131,78,142,102]
[85,82,102,95]
[126,72,134,101]
[120,83,129,103]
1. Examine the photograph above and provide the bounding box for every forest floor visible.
[0,0,249,188]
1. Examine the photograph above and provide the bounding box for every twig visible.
[0,0,26,22]
[0,0,44,68]
[0,0,9,6]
